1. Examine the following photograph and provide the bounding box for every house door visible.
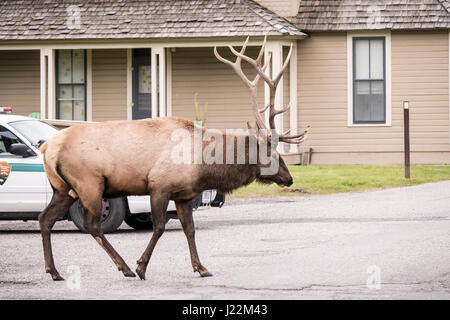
[132,49,151,120]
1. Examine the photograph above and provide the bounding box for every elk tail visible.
[41,142,79,199]
[39,141,49,154]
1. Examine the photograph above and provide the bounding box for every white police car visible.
[0,109,224,233]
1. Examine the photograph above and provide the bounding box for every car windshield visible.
[9,120,58,146]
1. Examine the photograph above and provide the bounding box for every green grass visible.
[230,165,450,199]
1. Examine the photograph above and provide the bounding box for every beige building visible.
[1,0,450,164]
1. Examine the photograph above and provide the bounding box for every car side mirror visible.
[9,143,35,157]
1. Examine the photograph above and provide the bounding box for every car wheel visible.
[124,213,153,230]
[124,212,173,230]
[69,197,126,234]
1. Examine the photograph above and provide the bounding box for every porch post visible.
[264,41,285,134]
[264,45,272,127]
[266,42,284,153]
[151,48,158,118]
[271,42,284,136]
[86,49,93,121]
[289,41,299,153]
[158,47,166,117]
[40,48,55,119]
[47,49,55,119]
[39,49,47,119]
[166,48,172,117]
[126,48,132,120]
[150,46,167,118]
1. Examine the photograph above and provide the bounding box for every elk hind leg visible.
[176,199,212,277]
[38,191,75,281]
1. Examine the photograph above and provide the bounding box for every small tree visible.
[194,93,208,126]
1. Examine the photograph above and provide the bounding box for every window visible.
[0,125,22,156]
[56,49,86,121]
[353,37,386,124]
[9,120,58,147]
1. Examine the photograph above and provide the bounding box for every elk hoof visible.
[200,271,213,278]
[52,274,65,281]
[123,270,136,278]
[136,268,146,280]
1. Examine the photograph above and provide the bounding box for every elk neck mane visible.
[196,130,261,194]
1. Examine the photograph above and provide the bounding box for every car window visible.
[0,125,22,155]
[9,120,58,146]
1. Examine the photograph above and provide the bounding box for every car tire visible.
[124,213,153,230]
[69,197,126,234]
[124,211,174,230]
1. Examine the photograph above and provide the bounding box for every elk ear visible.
[246,122,262,144]
[267,130,280,149]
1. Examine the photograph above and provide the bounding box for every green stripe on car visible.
[10,163,45,172]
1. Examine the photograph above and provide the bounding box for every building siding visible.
[298,32,450,164]
[92,49,127,122]
[171,46,265,131]
[0,50,40,116]
[1,32,447,165]
[172,46,292,135]
[392,31,449,153]
[253,0,300,17]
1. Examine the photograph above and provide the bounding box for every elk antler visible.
[214,36,271,131]
[214,36,309,144]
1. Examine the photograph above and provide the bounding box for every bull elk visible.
[38,36,309,281]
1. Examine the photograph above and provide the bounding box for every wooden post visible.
[158,47,166,117]
[40,49,47,119]
[47,49,55,119]
[151,48,158,118]
[126,49,133,120]
[289,42,299,154]
[403,101,410,179]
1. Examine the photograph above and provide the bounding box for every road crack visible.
[204,283,366,292]
[204,272,450,293]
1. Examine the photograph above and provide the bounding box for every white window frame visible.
[55,49,88,121]
[347,31,392,127]
[86,49,92,121]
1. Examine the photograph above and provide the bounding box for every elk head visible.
[214,36,309,188]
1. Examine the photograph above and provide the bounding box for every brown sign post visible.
[403,101,410,179]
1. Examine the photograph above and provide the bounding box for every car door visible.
[0,125,47,212]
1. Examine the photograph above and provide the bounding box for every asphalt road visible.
[1,181,449,299]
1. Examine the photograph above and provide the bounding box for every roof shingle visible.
[0,0,305,41]
[292,0,450,31]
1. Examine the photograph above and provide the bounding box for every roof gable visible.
[293,0,450,31]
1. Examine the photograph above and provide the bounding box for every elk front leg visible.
[38,192,75,281]
[82,198,135,278]
[175,199,212,277]
[136,192,169,280]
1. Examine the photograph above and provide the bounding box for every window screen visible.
[353,38,386,124]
